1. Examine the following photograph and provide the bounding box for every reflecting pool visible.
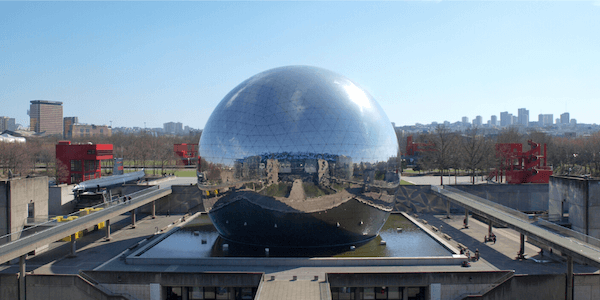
[137,213,451,259]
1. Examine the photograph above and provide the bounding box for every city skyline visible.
[1,2,599,128]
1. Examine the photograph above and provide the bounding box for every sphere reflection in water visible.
[198,66,399,247]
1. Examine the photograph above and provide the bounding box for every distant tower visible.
[164,122,183,134]
[462,116,469,125]
[30,100,63,135]
[561,112,570,124]
[500,111,513,127]
[518,108,529,126]
[490,115,498,126]
[0,116,16,132]
[473,116,482,127]
[538,114,553,127]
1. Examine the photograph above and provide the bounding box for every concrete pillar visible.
[518,233,525,259]
[152,201,156,219]
[464,210,469,228]
[105,219,111,241]
[19,255,25,300]
[182,287,189,300]
[488,220,493,236]
[131,210,136,228]
[566,256,573,300]
[69,234,77,257]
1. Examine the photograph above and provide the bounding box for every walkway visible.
[434,185,600,269]
[0,186,171,264]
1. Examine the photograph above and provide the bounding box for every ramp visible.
[256,280,327,300]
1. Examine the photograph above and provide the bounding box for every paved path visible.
[418,214,598,274]
[0,213,187,275]
[403,175,485,185]
[257,280,322,300]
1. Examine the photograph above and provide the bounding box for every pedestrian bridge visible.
[0,186,171,264]
[433,185,600,269]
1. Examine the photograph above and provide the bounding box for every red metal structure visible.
[489,140,553,184]
[405,135,436,156]
[174,143,198,166]
[56,141,114,184]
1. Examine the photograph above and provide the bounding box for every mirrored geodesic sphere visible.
[198,66,400,247]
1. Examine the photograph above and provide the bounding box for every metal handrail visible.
[0,186,160,246]
[435,185,600,251]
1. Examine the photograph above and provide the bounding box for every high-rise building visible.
[461,117,469,125]
[490,115,498,126]
[561,112,570,124]
[0,116,16,132]
[164,122,183,134]
[538,114,553,127]
[473,116,482,127]
[29,100,63,135]
[72,124,112,138]
[500,112,513,127]
[63,117,78,139]
[518,108,529,126]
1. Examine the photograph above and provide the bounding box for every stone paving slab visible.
[257,280,322,300]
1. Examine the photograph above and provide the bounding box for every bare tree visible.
[421,125,457,185]
[460,127,488,184]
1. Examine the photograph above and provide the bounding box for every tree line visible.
[398,126,600,183]
[2,127,599,181]
[0,131,201,179]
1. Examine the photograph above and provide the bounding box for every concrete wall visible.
[454,184,548,212]
[48,184,76,216]
[139,185,204,214]
[469,274,565,300]
[85,271,262,288]
[549,176,600,238]
[25,274,125,300]
[574,273,600,300]
[395,186,462,214]
[395,184,548,215]
[0,180,9,237]
[328,271,509,300]
[0,274,18,300]
[0,177,48,240]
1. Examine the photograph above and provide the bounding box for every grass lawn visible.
[400,180,413,185]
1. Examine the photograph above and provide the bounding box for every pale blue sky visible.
[1,1,599,129]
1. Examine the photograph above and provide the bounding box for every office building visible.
[0,117,16,132]
[490,115,498,127]
[63,117,78,139]
[561,112,570,124]
[518,108,529,126]
[72,124,112,138]
[538,114,553,127]
[29,100,63,135]
[164,122,183,135]
[500,111,513,127]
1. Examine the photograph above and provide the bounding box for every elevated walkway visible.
[0,186,171,264]
[433,185,600,269]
